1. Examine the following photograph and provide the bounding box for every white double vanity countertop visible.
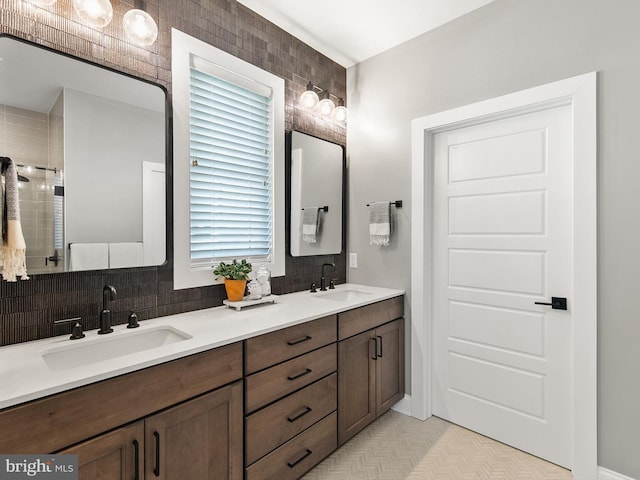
[0,283,404,410]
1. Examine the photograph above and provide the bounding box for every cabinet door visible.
[375,318,405,415]
[59,422,143,480]
[145,381,243,480]
[337,329,376,445]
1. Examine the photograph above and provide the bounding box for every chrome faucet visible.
[320,263,335,291]
[98,285,117,334]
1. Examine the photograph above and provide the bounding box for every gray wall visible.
[346,0,640,476]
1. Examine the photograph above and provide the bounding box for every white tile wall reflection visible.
[0,104,64,273]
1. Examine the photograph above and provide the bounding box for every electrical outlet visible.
[349,253,358,268]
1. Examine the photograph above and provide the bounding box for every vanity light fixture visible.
[317,91,335,116]
[299,82,347,123]
[299,82,320,109]
[72,0,113,28]
[123,0,158,46]
[333,98,347,123]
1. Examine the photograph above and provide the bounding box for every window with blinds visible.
[188,67,274,267]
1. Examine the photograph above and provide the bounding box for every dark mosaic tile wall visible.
[0,0,347,346]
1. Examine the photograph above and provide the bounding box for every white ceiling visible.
[237,0,496,68]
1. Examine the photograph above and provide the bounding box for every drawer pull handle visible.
[288,368,312,381]
[153,431,160,477]
[287,406,313,422]
[287,448,313,468]
[377,335,383,358]
[132,439,140,480]
[371,337,378,360]
[287,335,312,346]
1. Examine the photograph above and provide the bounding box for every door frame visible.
[410,72,597,478]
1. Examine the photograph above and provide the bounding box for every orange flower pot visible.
[224,279,247,302]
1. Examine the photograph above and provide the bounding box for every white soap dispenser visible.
[256,264,271,296]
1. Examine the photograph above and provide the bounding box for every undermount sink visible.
[312,289,373,302]
[42,326,192,371]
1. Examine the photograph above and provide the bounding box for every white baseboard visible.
[598,467,637,480]
[391,394,412,416]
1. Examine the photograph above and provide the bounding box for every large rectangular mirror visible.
[290,131,344,256]
[0,35,167,274]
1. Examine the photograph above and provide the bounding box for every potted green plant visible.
[213,259,252,302]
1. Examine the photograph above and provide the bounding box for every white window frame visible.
[172,28,285,289]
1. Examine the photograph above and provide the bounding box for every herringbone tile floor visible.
[303,410,572,479]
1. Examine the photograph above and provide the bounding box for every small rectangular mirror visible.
[290,131,344,257]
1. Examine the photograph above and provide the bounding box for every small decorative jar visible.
[247,280,263,300]
[256,264,271,296]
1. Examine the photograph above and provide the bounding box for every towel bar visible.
[301,206,329,212]
[366,200,402,208]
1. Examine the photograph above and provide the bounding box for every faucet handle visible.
[54,317,85,340]
[127,310,140,329]
[329,278,336,289]
[310,282,317,293]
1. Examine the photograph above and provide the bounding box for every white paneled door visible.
[432,105,573,468]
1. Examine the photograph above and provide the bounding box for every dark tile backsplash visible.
[0,0,346,346]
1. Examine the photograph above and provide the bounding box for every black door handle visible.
[534,297,567,310]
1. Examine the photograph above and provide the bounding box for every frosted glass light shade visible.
[318,97,335,116]
[334,105,347,123]
[123,9,158,46]
[27,0,57,6]
[73,0,113,28]
[299,89,319,109]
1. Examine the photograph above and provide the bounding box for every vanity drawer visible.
[245,344,337,413]
[245,411,337,480]
[245,373,337,465]
[245,315,337,374]
[338,296,404,340]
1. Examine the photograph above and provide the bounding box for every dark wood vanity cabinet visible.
[244,315,338,480]
[143,382,243,480]
[61,383,243,480]
[60,422,144,480]
[0,294,405,480]
[1,343,244,480]
[337,297,405,445]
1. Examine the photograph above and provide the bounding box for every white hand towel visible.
[1,158,29,281]
[369,202,391,246]
[109,242,144,268]
[302,207,320,243]
[70,243,109,271]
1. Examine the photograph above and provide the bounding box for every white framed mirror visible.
[290,131,344,257]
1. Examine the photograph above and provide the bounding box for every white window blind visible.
[189,67,273,267]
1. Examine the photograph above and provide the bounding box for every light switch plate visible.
[349,253,358,268]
